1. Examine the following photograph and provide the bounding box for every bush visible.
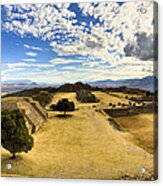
[142,102,145,106]
[1,110,34,159]
[112,104,116,108]
[56,98,75,115]
[118,102,121,106]
[122,103,125,107]
[146,91,151,97]
[133,103,136,107]
[50,104,57,111]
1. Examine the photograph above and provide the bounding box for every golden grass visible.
[115,114,156,154]
[108,92,142,99]
[93,91,129,105]
[1,92,155,179]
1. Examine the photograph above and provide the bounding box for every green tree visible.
[112,104,116,108]
[133,103,136,107]
[56,98,75,115]
[122,103,125,107]
[146,91,151,97]
[1,110,34,159]
[118,102,121,106]
[50,104,57,111]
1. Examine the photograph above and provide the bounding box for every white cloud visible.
[61,66,77,70]
[82,61,101,68]
[26,52,37,57]
[7,62,52,69]
[49,58,83,65]
[58,56,154,81]
[3,2,154,57]
[24,44,43,51]
[2,67,26,75]
[4,56,154,84]
[2,1,155,81]
[22,58,37,62]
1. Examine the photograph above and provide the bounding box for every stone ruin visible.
[1,97,48,133]
[76,89,99,103]
[104,103,157,117]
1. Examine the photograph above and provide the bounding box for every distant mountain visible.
[89,76,158,92]
[2,76,158,96]
[1,80,39,95]
[2,79,38,85]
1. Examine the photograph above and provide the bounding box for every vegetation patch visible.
[1,110,34,159]
[50,98,75,116]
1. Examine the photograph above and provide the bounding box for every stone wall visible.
[104,104,156,117]
[1,97,47,133]
[76,89,99,103]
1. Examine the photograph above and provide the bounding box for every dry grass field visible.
[108,92,142,99]
[115,114,156,154]
[93,91,129,105]
[1,92,155,179]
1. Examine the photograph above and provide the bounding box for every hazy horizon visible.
[2,75,156,85]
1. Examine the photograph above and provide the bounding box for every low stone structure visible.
[129,96,154,102]
[76,89,99,103]
[2,97,47,133]
[104,103,157,117]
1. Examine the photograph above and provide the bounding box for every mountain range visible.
[89,76,158,92]
[1,76,158,95]
[2,80,38,85]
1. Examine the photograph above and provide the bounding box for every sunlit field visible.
[115,113,157,154]
[2,92,155,180]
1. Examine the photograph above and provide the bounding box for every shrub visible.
[112,104,116,108]
[146,91,151,97]
[1,110,34,159]
[50,104,57,111]
[133,103,136,107]
[122,103,125,107]
[118,102,121,106]
[109,103,113,106]
[56,98,75,115]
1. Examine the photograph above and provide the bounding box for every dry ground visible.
[1,92,155,179]
[115,114,157,154]
[108,92,142,99]
[93,91,129,105]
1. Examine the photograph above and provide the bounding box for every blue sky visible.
[1,2,155,84]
